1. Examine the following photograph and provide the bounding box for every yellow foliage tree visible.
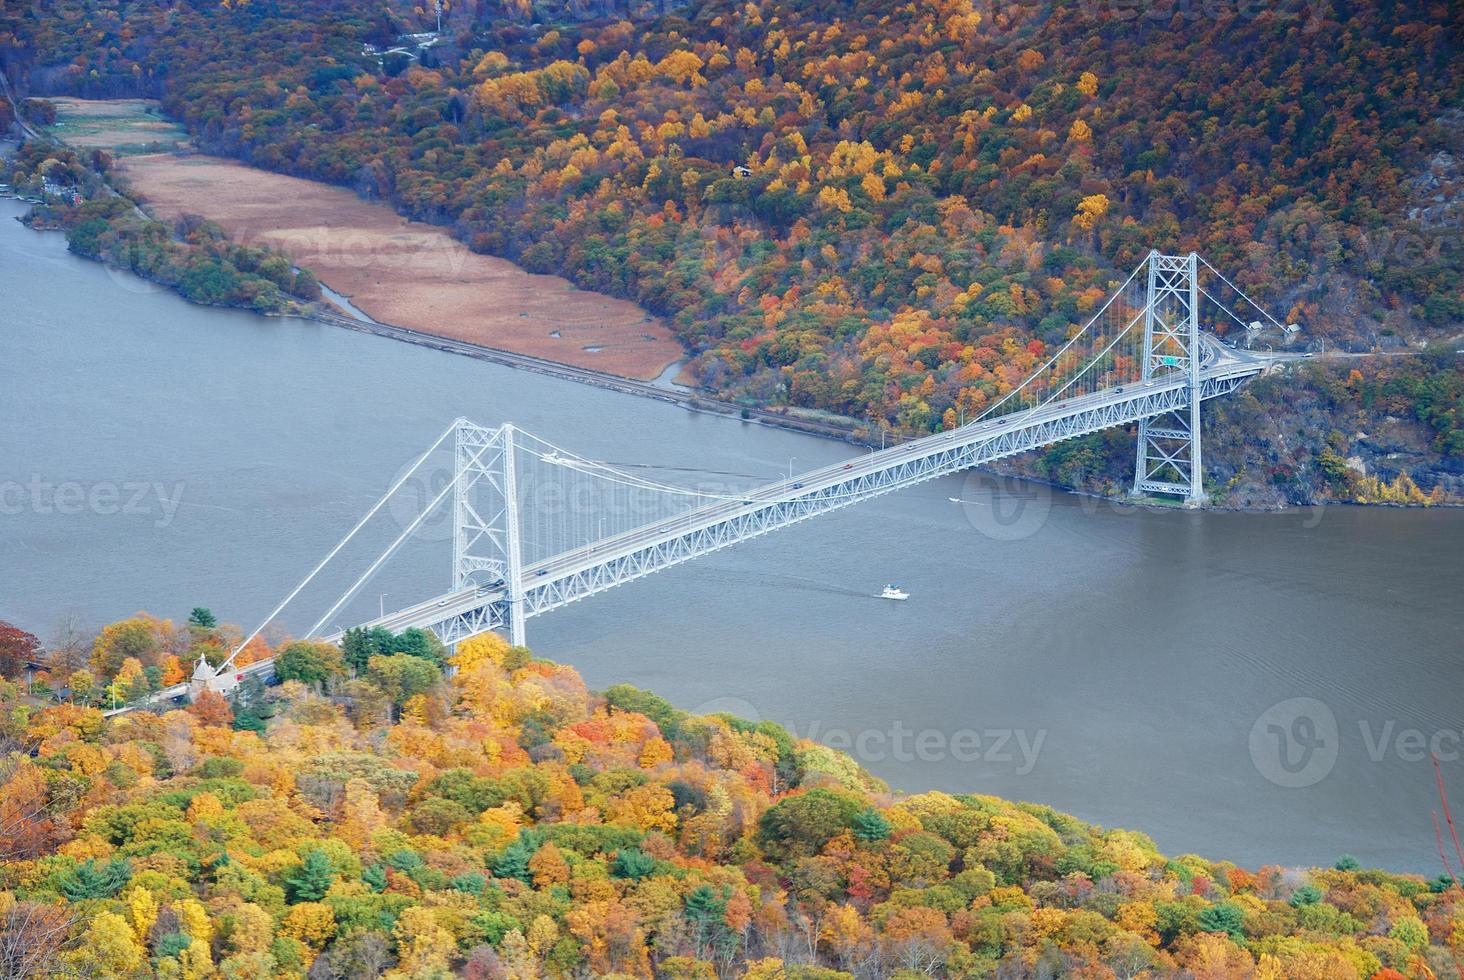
[529,842,571,888]
[658,50,706,86]
[174,898,213,947]
[281,902,336,950]
[607,783,677,833]
[223,903,274,956]
[817,186,853,213]
[1073,194,1110,230]
[124,885,158,940]
[861,172,886,202]
[638,735,674,769]
[179,937,214,980]
[393,906,458,975]
[65,911,143,976]
[338,778,387,850]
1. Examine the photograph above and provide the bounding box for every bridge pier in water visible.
[1133,251,1207,506]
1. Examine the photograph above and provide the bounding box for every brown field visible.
[118,153,683,379]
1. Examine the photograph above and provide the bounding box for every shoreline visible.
[7,111,1452,512]
[301,305,873,445]
[14,193,1453,513]
[113,150,687,382]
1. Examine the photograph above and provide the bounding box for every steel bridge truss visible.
[404,371,1251,647]
[127,248,1282,706]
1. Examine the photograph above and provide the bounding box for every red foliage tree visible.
[0,622,42,679]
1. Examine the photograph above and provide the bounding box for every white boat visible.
[877,584,909,601]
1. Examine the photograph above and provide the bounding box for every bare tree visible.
[0,900,77,979]
[46,613,92,686]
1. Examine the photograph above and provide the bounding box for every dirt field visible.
[116,153,683,379]
[47,98,189,155]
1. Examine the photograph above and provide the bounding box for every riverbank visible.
[13,94,1460,509]
[4,95,883,434]
[301,304,872,444]
[115,151,685,381]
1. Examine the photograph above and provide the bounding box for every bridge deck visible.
[334,346,1273,647]
[113,339,1279,708]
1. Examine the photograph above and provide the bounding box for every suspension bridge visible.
[124,251,1297,707]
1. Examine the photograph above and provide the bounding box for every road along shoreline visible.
[302,305,870,444]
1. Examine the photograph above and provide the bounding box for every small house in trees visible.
[40,178,79,205]
[732,165,753,179]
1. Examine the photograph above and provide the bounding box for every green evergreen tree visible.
[1196,902,1245,939]
[610,848,657,881]
[492,833,541,884]
[851,807,892,843]
[362,863,387,892]
[60,857,132,900]
[283,849,335,902]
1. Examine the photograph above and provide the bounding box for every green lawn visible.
[45,97,189,155]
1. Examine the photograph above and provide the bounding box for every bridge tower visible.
[1133,251,1206,505]
[452,420,527,646]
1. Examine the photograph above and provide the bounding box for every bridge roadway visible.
[328,339,1279,647]
[115,337,1280,707]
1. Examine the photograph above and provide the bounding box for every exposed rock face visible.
[1404,108,1463,229]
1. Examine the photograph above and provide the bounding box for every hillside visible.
[2,612,1462,978]
[0,0,1460,503]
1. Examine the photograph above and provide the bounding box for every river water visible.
[3,199,1461,873]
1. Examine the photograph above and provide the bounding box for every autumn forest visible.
[0,0,1460,504]
[2,611,1464,978]
[1,0,1464,975]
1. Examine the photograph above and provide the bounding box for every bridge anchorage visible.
[146,251,1294,706]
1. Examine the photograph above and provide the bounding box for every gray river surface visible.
[3,199,1461,872]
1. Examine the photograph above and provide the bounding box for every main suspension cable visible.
[219,418,463,670]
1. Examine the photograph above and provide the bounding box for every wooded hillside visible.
[1,0,1460,502]
[2,612,1462,978]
